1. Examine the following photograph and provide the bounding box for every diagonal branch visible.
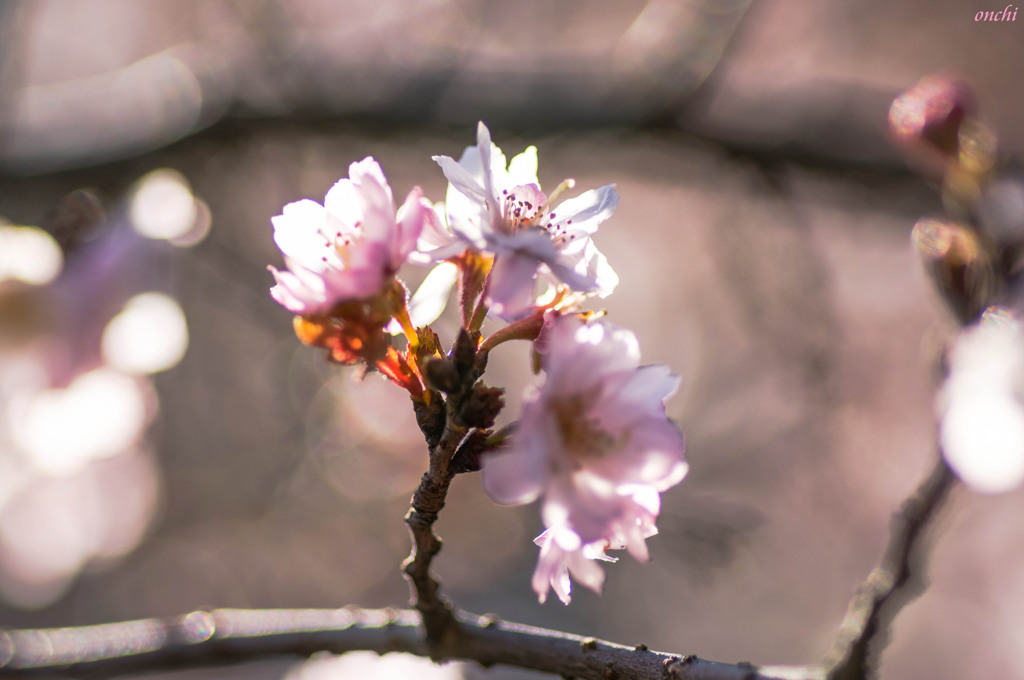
[822,453,957,679]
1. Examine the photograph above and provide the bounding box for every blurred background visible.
[1,1,1023,678]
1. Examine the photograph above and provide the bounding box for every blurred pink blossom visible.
[269,158,431,314]
[482,316,686,603]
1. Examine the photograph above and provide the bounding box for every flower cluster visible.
[268,124,686,603]
[893,75,1024,493]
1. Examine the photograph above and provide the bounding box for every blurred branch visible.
[0,0,30,130]
[0,606,823,680]
[822,453,957,679]
[0,607,425,677]
[0,0,913,177]
[0,352,959,680]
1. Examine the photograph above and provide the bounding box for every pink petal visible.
[546,260,597,292]
[487,251,543,319]
[595,364,680,430]
[481,419,552,505]
[569,417,685,491]
[348,157,395,233]
[323,179,363,233]
[476,122,497,200]
[268,266,324,314]
[394,187,430,265]
[272,200,330,267]
[566,548,606,595]
[433,154,488,203]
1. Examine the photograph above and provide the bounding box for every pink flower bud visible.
[889,75,976,178]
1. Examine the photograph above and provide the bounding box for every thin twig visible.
[822,453,957,679]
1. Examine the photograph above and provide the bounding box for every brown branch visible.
[0,606,823,680]
[822,453,957,680]
[402,329,485,653]
[448,612,823,680]
[401,406,461,652]
[0,607,425,678]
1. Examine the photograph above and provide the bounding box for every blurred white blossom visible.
[0,353,160,608]
[130,169,199,241]
[0,179,198,608]
[284,651,466,680]
[102,292,188,374]
[940,307,1024,493]
[0,225,63,286]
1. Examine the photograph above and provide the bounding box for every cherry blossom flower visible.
[268,158,432,315]
[432,123,619,318]
[482,316,687,603]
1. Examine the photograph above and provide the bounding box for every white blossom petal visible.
[597,365,680,430]
[482,415,553,504]
[939,310,1024,493]
[432,154,488,203]
[507,146,539,186]
[550,185,619,236]
[400,262,459,331]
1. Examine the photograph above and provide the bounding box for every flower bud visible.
[912,218,995,324]
[460,384,505,430]
[415,326,443,359]
[451,328,479,380]
[451,430,490,474]
[423,357,460,393]
[942,118,998,211]
[889,74,976,180]
[414,392,446,448]
[890,75,974,154]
